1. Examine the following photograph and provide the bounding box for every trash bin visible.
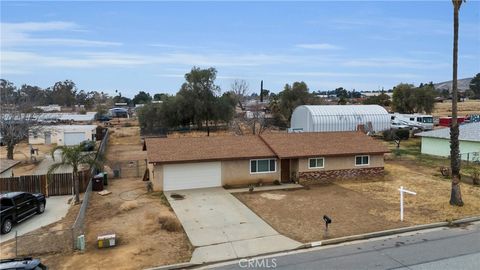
[113,169,120,178]
[92,173,104,191]
[103,172,108,186]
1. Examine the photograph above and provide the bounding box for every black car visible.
[0,192,46,234]
[0,257,47,270]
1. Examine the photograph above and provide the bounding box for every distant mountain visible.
[434,77,473,92]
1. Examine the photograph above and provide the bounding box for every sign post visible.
[399,186,416,221]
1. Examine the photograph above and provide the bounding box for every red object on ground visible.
[439,117,466,127]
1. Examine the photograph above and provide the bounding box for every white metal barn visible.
[290,105,390,133]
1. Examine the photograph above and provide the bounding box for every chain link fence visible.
[71,129,109,250]
[109,159,146,179]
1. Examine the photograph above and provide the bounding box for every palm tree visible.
[449,0,465,206]
[48,145,102,204]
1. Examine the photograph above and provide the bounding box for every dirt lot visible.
[41,178,192,269]
[236,139,480,243]
[0,142,54,176]
[432,99,480,117]
[3,123,193,269]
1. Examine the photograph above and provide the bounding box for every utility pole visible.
[260,80,264,102]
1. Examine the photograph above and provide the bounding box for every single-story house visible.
[0,159,20,178]
[145,131,389,191]
[29,125,97,146]
[417,122,480,161]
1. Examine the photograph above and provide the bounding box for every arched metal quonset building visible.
[290,105,390,133]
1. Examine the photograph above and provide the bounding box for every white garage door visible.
[64,132,85,146]
[163,162,221,191]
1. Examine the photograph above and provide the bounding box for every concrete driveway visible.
[0,195,71,243]
[164,188,301,263]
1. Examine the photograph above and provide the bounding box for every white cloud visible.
[273,71,420,79]
[342,58,448,69]
[1,21,122,47]
[295,43,341,50]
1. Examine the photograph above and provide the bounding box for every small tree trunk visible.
[73,170,80,204]
[6,143,14,160]
[450,175,464,206]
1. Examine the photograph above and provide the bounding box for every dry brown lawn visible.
[432,100,480,117]
[235,185,407,243]
[236,159,480,243]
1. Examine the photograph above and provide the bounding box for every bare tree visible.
[231,80,249,111]
[245,101,269,135]
[1,80,43,160]
[449,0,465,206]
[1,108,42,160]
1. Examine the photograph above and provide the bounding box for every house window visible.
[308,157,324,169]
[250,159,276,173]
[355,155,370,166]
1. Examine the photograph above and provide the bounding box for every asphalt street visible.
[204,222,480,270]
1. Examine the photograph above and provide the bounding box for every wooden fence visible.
[0,170,90,196]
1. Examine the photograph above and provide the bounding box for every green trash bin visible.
[103,172,108,186]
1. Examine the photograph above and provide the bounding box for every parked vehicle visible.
[0,192,46,234]
[80,140,96,151]
[390,122,410,130]
[95,114,111,122]
[466,114,480,123]
[439,116,466,127]
[390,113,434,130]
[0,257,47,270]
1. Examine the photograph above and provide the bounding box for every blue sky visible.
[1,1,479,97]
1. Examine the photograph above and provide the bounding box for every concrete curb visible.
[145,216,480,269]
[144,262,200,270]
[304,216,480,248]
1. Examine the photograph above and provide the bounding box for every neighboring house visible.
[0,159,20,178]
[34,104,61,112]
[145,131,389,191]
[417,123,480,161]
[290,105,390,133]
[29,125,97,146]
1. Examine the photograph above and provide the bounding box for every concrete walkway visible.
[0,195,71,243]
[164,188,301,264]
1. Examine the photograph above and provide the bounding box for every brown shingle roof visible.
[260,131,389,159]
[145,135,276,164]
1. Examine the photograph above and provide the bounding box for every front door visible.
[281,159,290,183]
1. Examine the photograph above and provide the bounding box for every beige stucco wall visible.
[298,154,384,172]
[151,164,164,191]
[221,159,280,186]
[29,126,96,146]
[150,155,384,190]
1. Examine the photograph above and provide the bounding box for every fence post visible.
[15,231,18,257]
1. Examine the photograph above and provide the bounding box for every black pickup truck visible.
[0,192,46,234]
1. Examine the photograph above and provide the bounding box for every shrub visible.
[396,129,410,140]
[158,215,182,232]
[119,201,138,212]
[79,109,87,115]
[383,129,410,141]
